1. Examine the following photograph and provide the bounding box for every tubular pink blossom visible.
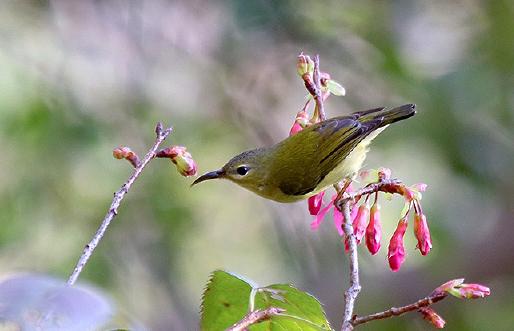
[365,202,382,255]
[308,191,325,215]
[289,110,309,136]
[388,217,408,272]
[414,212,432,255]
[289,122,303,136]
[310,199,334,230]
[352,203,370,243]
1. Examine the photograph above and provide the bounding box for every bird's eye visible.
[236,166,250,176]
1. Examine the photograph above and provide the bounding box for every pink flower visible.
[414,212,432,256]
[289,122,303,136]
[388,217,408,272]
[450,283,491,299]
[365,202,382,255]
[308,191,325,216]
[352,203,370,243]
[309,193,345,236]
[419,307,445,329]
[310,194,335,230]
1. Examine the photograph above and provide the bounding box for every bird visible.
[192,104,416,203]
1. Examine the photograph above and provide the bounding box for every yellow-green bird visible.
[192,104,416,202]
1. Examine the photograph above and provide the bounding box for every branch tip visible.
[155,122,163,135]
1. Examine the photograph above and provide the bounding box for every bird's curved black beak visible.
[191,169,224,186]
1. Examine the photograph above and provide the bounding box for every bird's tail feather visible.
[360,104,416,127]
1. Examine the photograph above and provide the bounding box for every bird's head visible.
[191,148,270,193]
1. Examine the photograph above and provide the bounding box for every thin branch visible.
[226,307,285,331]
[67,123,173,285]
[352,292,447,326]
[340,200,361,331]
[338,177,405,331]
[336,178,403,211]
[312,54,327,121]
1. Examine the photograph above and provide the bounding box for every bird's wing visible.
[275,110,385,196]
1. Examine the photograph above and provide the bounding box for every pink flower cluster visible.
[307,169,432,272]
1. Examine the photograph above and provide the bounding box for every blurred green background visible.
[0,1,513,330]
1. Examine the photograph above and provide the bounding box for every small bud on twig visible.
[448,283,491,299]
[155,122,163,136]
[157,145,198,177]
[419,307,446,329]
[113,146,140,168]
[432,278,465,295]
[297,53,314,77]
[289,110,310,136]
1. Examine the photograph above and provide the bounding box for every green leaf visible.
[200,270,253,331]
[200,271,333,331]
[326,80,346,96]
[250,284,332,331]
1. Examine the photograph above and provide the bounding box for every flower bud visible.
[419,307,445,329]
[365,202,382,255]
[378,167,392,181]
[414,212,432,255]
[310,195,336,230]
[113,146,130,159]
[388,217,408,272]
[113,146,140,167]
[449,283,491,299]
[289,123,303,136]
[308,191,325,216]
[297,53,314,77]
[289,110,310,136]
[432,278,465,295]
[352,203,370,244]
[161,146,198,177]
